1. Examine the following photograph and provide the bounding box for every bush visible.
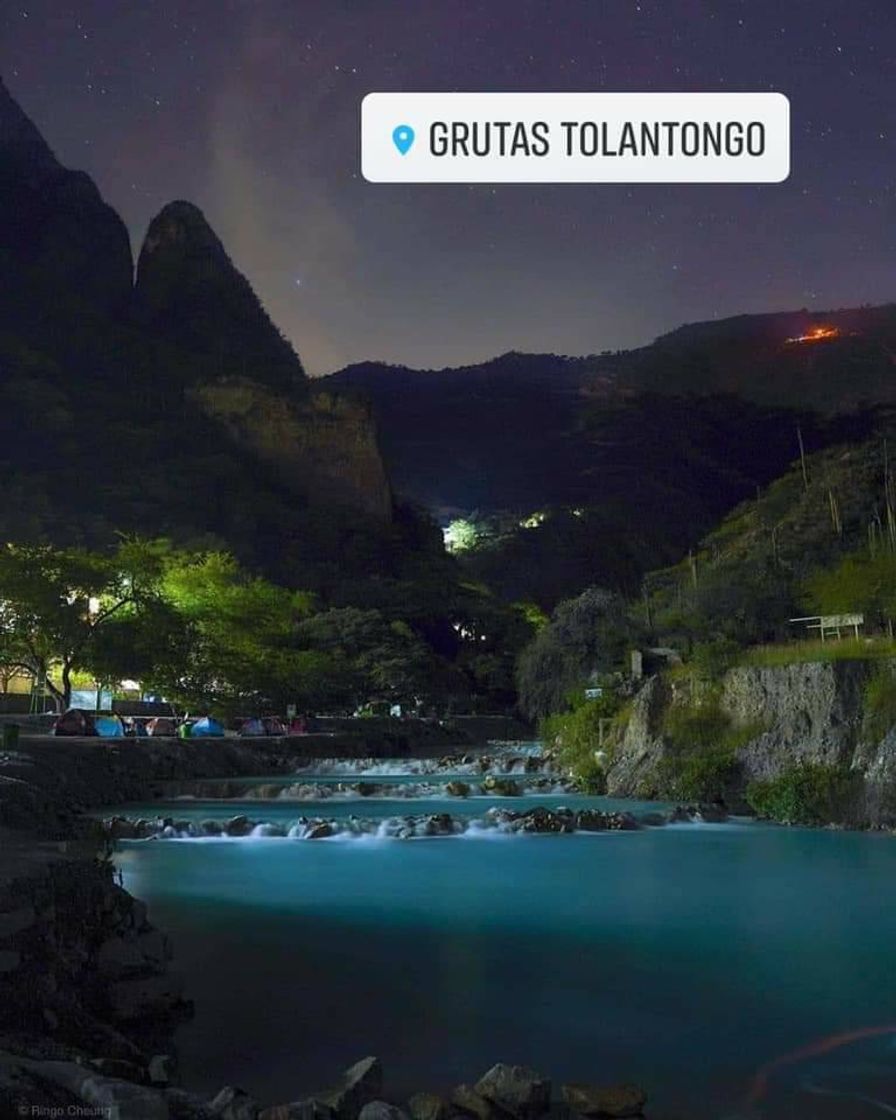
[663,702,730,751]
[656,744,740,802]
[864,666,896,740]
[746,762,861,825]
[540,691,621,791]
[690,638,742,683]
[657,699,763,802]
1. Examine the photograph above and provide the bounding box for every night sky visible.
[1,0,894,375]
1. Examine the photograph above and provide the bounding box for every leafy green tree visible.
[0,538,167,710]
[157,551,317,712]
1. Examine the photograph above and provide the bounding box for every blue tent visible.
[190,716,225,738]
[94,715,125,738]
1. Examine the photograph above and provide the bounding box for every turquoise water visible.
[116,801,896,1120]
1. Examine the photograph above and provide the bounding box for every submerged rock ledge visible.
[104,803,728,841]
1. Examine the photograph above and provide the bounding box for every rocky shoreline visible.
[0,1050,651,1119]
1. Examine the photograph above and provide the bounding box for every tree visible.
[516,586,636,720]
[156,551,317,712]
[296,607,445,710]
[0,538,167,711]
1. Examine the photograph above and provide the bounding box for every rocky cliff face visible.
[607,660,896,824]
[0,76,394,569]
[195,379,392,520]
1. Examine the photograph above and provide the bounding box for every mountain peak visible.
[135,201,307,394]
[0,73,61,181]
[140,200,226,259]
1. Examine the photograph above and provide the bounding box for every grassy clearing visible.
[740,637,896,668]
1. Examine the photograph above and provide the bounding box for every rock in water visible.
[449,1085,499,1120]
[358,1104,409,1120]
[474,1064,551,1118]
[315,1056,383,1120]
[260,1102,335,1120]
[148,1054,174,1087]
[561,1083,647,1118]
[209,1085,260,1119]
[407,1092,451,1120]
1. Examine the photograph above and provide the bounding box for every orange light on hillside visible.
[785,325,840,344]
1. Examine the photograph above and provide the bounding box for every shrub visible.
[746,762,861,825]
[864,666,896,740]
[656,744,740,802]
[540,691,621,791]
[658,699,763,802]
[690,638,742,683]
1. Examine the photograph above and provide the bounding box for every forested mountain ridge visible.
[327,305,892,607]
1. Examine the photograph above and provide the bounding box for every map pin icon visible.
[392,124,415,155]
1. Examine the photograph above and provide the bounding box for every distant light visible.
[785,325,840,345]
[443,519,480,553]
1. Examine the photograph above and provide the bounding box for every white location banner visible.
[361,92,790,183]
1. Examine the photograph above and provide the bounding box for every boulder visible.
[79,1078,171,1120]
[481,776,521,796]
[225,816,253,837]
[168,1086,220,1119]
[316,1056,383,1120]
[474,1063,551,1119]
[560,1083,647,1118]
[445,781,471,798]
[423,813,456,836]
[260,1101,335,1120]
[209,1085,260,1119]
[305,822,334,840]
[358,1104,409,1120]
[148,1054,175,1087]
[450,1085,499,1120]
[22,1061,169,1120]
[88,1057,146,1082]
[407,1092,451,1120]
